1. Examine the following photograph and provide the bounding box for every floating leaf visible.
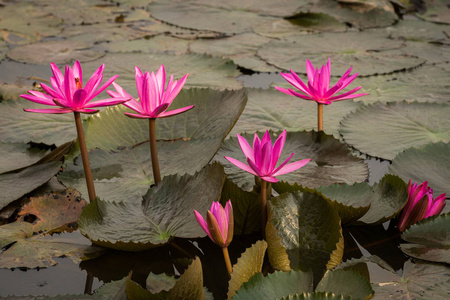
[417,0,450,24]
[190,33,278,72]
[267,190,342,283]
[279,293,354,300]
[258,31,424,76]
[354,64,450,104]
[78,163,226,251]
[0,98,81,146]
[216,130,368,192]
[400,213,450,264]
[126,257,205,299]
[82,52,242,91]
[230,89,362,139]
[316,269,374,300]
[234,270,313,300]
[389,142,450,196]
[101,35,190,55]
[340,102,450,160]
[227,240,268,300]
[7,40,103,65]
[220,179,260,235]
[372,261,450,300]
[308,0,398,29]
[387,19,450,43]
[252,14,347,39]
[0,161,62,210]
[63,23,149,44]
[148,0,277,35]
[398,41,450,65]
[0,142,50,174]
[17,188,87,234]
[84,88,247,151]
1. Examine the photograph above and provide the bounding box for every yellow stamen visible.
[75,78,82,90]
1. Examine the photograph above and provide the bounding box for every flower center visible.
[75,78,82,90]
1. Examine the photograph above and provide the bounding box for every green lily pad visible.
[353,64,450,104]
[279,293,354,299]
[315,174,407,225]
[340,102,450,160]
[230,89,363,139]
[78,163,226,251]
[0,189,101,269]
[216,131,368,192]
[100,35,190,55]
[257,31,425,76]
[0,2,63,46]
[227,240,268,300]
[0,161,62,210]
[387,19,450,43]
[126,257,205,299]
[400,213,450,264]
[0,143,50,174]
[0,98,81,146]
[267,190,343,283]
[233,270,313,299]
[316,269,374,300]
[84,88,248,151]
[220,179,260,235]
[389,142,450,196]
[63,23,149,44]
[0,83,33,101]
[398,41,450,64]
[372,261,450,300]
[190,33,278,72]
[308,0,398,29]
[59,137,224,203]
[82,52,242,91]
[148,0,277,35]
[252,14,347,39]
[7,40,103,65]
[417,0,450,24]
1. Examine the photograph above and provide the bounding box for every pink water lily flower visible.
[225,130,310,183]
[398,180,446,232]
[194,201,233,248]
[107,65,194,119]
[21,61,128,114]
[275,58,368,105]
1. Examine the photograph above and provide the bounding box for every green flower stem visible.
[222,247,233,276]
[74,112,96,202]
[261,179,267,239]
[149,118,161,185]
[318,103,323,131]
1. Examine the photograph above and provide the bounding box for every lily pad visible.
[84,88,247,151]
[372,261,450,300]
[230,88,363,139]
[279,293,354,299]
[267,190,343,283]
[316,269,374,300]
[215,130,368,192]
[340,102,450,160]
[353,64,450,104]
[82,52,242,90]
[100,35,190,55]
[0,98,81,146]
[78,163,226,251]
[7,40,104,65]
[148,0,277,35]
[417,0,450,24]
[257,31,425,76]
[389,142,450,196]
[190,33,279,72]
[0,189,100,269]
[227,240,268,300]
[0,142,50,174]
[233,270,313,299]
[387,19,450,43]
[63,23,149,44]
[0,161,62,210]
[126,257,205,299]
[252,14,347,39]
[308,0,398,29]
[398,41,450,64]
[315,174,408,225]
[0,2,63,46]
[400,213,450,264]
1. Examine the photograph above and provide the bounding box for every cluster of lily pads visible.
[0,0,449,299]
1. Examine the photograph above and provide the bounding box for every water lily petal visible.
[194,210,213,240]
[158,105,195,118]
[273,158,310,177]
[224,156,258,177]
